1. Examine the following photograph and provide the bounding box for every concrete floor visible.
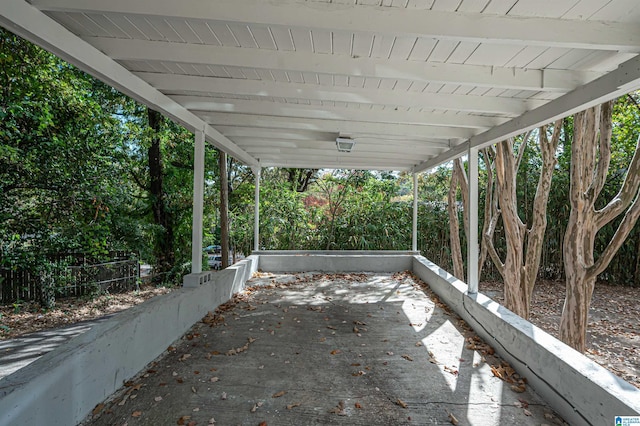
[82,272,565,426]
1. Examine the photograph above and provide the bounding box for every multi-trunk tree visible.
[560,100,640,351]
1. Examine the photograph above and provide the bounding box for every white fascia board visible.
[87,38,602,92]
[33,0,640,51]
[412,54,640,173]
[0,0,258,166]
[148,74,544,115]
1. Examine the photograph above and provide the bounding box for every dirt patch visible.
[0,284,172,340]
[481,280,639,389]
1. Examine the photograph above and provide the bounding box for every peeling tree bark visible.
[485,123,561,319]
[560,101,640,351]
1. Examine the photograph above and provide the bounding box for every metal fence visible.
[0,251,139,304]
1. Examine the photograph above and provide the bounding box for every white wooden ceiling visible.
[2,0,640,171]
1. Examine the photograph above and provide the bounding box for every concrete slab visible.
[82,272,564,426]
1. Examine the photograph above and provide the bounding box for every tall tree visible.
[560,100,640,351]
[147,108,175,277]
[219,150,230,268]
[485,123,561,319]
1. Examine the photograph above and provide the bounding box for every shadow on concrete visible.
[82,273,562,426]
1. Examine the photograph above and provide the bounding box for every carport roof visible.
[2,0,640,171]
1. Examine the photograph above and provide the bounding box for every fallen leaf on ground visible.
[286,402,301,410]
[251,401,264,412]
[330,400,346,416]
[524,409,532,416]
[179,354,192,361]
[132,411,142,417]
[210,377,219,382]
[396,398,408,408]
[272,390,287,398]
[355,402,363,409]
[401,354,413,361]
[92,403,105,416]
[118,395,129,406]
[176,415,191,425]
[259,422,267,426]
[330,349,341,355]
[448,412,459,425]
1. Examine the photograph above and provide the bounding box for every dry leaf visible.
[330,400,346,416]
[448,412,459,425]
[210,377,219,382]
[355,402,363,409]
[92,403,105,416]
[286,402,301,410]
[179,353,192,361]
[176,415,191,425]
[251,401,264,412]
[401,354,413,361]
[415,342,423,347]
[118,395,130,406]
[511,384,526,393]
[396,398,408,408]
[523,409,532,416]
[330,349,341,355]
[131,411,142,418]
[259,422,267,426]
[272,390,287,398]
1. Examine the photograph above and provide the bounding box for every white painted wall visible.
[412,255,640,426]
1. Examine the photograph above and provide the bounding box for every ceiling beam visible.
[413,54,640,173]
[232,137,447,154]
[244,147,434,162]
[0,0,258,166]
[258,155,417,171]
[33,0,640,51]
[214,122,472,140]
[87,38,603,92]
[144,73,544,114]
[197,111,501,130]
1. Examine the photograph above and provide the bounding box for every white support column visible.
[191,128,205,274]
[467,147,479,293]
[252,166,261,252]
[412,173,418,252]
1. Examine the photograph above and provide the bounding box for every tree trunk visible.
[219,150,230,269]
[485,124,560,320]
[147,108,174,278]
[448,161,464,280]
[560,101,640,352]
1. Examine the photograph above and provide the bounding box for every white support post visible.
[467,147,479,293]
[412,173,418,252]
[252,166,261,252]
[191,129,205,274]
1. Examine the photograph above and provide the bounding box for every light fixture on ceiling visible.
[336,136,356,153]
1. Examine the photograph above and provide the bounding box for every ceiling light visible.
[336,137,356,152]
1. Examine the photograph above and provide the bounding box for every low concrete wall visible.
[412,255,640,426]
[256,250,417,272]
[0,256,258,426]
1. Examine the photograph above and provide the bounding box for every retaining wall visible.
[412,255,640,426]
[256,250,417,272]
[0,256,258,426]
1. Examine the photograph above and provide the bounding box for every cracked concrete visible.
[82,272,565,426]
